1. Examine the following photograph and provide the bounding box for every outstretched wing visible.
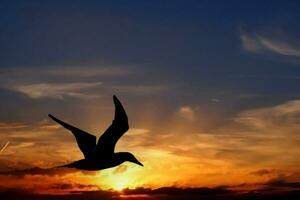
[48,114,96,159]
[95,95,129,156]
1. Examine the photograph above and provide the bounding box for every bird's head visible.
[123,152,143,167]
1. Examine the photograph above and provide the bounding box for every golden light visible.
[104,173,136,191]
[112,177,129,191]
[93,165,142,191]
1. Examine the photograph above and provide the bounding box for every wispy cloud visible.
[249,169,277,176]
[0,66,172,100]
[235,99,300,129]
[240,33,300,57]
[216,99,300,166]
[177,106,195,121]
[0,166,97,177]
[0,66,131,80]
[0,123,26,129]
[109,85,170,95]
[127,128,150,136]
[42,67,130,77]
[12,82,102,99]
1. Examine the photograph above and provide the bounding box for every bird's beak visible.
[135,160,143,167]
[132,158,143,166]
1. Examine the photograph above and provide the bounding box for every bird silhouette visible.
[48,95,143,170]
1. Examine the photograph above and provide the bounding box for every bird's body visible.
[49,95,143,170]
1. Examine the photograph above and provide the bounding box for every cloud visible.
[112,165,128,174]
[1,142,35,156]
[0,123,26,129]
[38,124,61,131]
[235,99,300,129]
[267,178,300,189]
[49,183,99,191]
[0,188,115,200]
[177,106,195,121]
[241,34,263,52]
[0,166,95,177]
[9,82,171,99]
[109,85,170,95]
[211,98,220,103]
[0,66,131,81]
[0,66,171,100]
[11,82,102,99]
[0,186,231,200]
[2,186,300,200]
[39,67,130,77]
[240,33,300,57]
[127,128,150,136]
[122,186,230,196]
[249,169,276,176]
[211,99,300,167]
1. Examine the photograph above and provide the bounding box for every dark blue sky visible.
[0,1,300,123]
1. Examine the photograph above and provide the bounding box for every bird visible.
[48,95,143,170]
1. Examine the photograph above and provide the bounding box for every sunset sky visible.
[1,1,300,199]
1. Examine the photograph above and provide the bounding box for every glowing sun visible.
[111,176,130,191]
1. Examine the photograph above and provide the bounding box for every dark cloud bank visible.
[1,167,300,199]
[1,187,300,200]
